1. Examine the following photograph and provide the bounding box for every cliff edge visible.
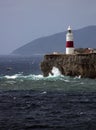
[40,53,96,78]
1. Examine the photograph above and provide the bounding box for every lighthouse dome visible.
[68,26,72,31]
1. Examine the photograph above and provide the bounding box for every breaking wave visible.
[49,66,61,77]
[0,73,95,92]
[3,74,43,80]
[0,55,95,92]
[3,67,62,80]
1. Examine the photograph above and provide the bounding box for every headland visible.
[40,53,96,78]
[40,26,96,78]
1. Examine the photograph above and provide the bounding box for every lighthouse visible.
[66,26,74,54]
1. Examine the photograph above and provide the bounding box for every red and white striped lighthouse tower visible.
[66,26,74,54]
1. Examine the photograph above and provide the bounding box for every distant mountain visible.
[12,25,96,55]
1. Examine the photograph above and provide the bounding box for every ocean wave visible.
[4,74,22,79]
[3,73,63,80]
[3,67,63,81]
[2,73,70,83]
[49,66,61,77]
[1,66,81,82]
[4,74,43,80]
[0,73,96,92]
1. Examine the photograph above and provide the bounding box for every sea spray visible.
[49,66,61,77]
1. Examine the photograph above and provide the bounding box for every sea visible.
[0,55,96,130]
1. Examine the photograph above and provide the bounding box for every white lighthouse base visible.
[66,48,74,54]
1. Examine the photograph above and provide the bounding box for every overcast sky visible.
[0,0,96,54]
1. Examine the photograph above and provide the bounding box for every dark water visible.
[0,55,96,130]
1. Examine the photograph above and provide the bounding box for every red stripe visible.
[66,41,74,47]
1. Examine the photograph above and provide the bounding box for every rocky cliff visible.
[40,53,96,78]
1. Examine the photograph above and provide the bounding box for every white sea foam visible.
[4,74,21,79]
[49,66,61,77]
[4,74,44,80]
[3,70,70,82]
[41,91,47,94]
[64,79,70,82]
[74,75,81,79]
[3,67,63,81]
[4,73,65,82]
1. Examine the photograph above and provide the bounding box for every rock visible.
[40,53,96,78]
